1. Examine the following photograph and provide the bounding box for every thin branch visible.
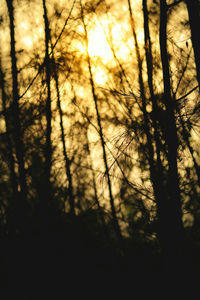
[167,0,184,10]
[19,0,76,100]
[176,85,199,102]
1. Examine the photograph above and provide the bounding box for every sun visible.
[23,36,33,48]
[88,24,113,63]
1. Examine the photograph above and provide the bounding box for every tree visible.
[0,53,18,235]
[51,42,75,216]
[6,0,29,235]
[80,0,123,244]
[157,0,184,268]
[185,0,200,89]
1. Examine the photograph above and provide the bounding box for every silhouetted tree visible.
[159,0,184,268]
[80,0,123,244]
[42,0,53,233]
[185,0,200,89]
[6,0,29,235]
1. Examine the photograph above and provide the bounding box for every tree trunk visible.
[129,0,169,257]
[142,0,170,245]
[185,0,200,90]
[6,0,27,204]
[0,55,18,235]
[6,0,28,235]
[42,0,52,233]
[159,0,184,269]
[80,0,122,244]
[86,131,109,240]
[51,50,75,216]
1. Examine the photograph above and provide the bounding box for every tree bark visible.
[142,0,170,243]
[0,55,18,235]
[42,0,52,233]
[6,0,27,204]
[185,0,200,90]
[159,0,184,268]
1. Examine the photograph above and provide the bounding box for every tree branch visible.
[167,0,184,10]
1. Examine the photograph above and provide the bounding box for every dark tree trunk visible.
[86,132,109,240]
[185,0,200,90]
[80,0,122,244]
[6,0,28,235]
[6,0,27,203]
[142,0,165,184]
[129,0,169,257]
[42,0,52,232]
[142,0,169,245]
[159,0,184,268]
[128,0,156,182]
[0,56,18,235]
[51,51,75,216]
[177,107,200,188]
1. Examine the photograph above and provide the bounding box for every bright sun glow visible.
[88,25,113,63]
[21,22,28,30]
[137,31,144,44]
[92,66,107,85]
[112,23,123,41]
[23,36,33,48]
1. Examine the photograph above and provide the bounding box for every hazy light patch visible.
[122,22,129,31]
[127,37,134,49]
[0,118,6,134]
[77,86,85,98]
[76,41,85,53]
[137,31,144,44]
[92,67,107,85]
[77,25,84,33]
[23,36,32,48]
[112,23,123,41]
[35,17,41,25]
[88,25,112,63]
[21,22,29,30]
[38,27,43,35]
[116,44,130,60]
[33,33,39,41]
[122,5,128,11]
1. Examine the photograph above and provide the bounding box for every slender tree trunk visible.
[128,0,168,247]
[185,0,200,90]
[86,131,109,240]
[175,102,200,187]
[159,0,184,268]
[51,51,75,216]
[0,55,18,235]
[143,0,164,178]
[142,0,169,241]
[6,0,29,235]
[80,0,122,243]
[42,0,52,232]
[6,0,27,204]
[128,0,156,180]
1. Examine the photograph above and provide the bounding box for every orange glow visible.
[23,36,33,48]
[88,25,112,63]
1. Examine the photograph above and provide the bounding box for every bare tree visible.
[185,0,200,89]
[80,0,122,244]
[42,0,52,232]
[0,54,18,234]
[51,47,75,216]
[6,0,27,203]
[159,0,184,268]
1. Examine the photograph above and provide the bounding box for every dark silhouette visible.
[0,0,200,290]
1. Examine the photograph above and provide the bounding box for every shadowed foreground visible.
[0,209,200,296]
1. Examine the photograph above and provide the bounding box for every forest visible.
[0,0,200,286]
